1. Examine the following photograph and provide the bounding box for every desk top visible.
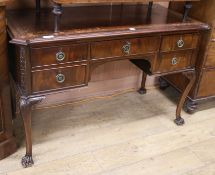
[52,0,199,5]
[7,4,209,45]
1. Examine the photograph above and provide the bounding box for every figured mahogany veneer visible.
[7,4,209,168]
[32,64,88,93]
[160,33,199,52]
[31,43,88,68]
[156,51,195,73]
[91,37,160,60]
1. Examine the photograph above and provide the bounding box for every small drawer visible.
[205,41,215,67]
[161,34,199,52]
[31,43,88,68]
[155,51,194,73]
[32,64,87,93]
[91,37,159,59]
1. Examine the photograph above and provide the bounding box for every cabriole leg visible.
[20,101,33,168]
[20,96,45,168]
[174,72,196,125]
[138,71,147,94]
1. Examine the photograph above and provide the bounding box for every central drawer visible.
[91,37,159,60]
[31,64,87,93]
[31,43,88,68]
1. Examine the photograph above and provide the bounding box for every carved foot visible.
[21,154,34,168]
[138,88,146,95]
[159,78,169,90]
[174,117,185,126]
[185,99,197,114]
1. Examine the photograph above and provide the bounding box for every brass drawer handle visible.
[56,51,65,62]
[177,38,184,48]
[172,57,178,65]
[56,73,65,83]
[122,41,131,55]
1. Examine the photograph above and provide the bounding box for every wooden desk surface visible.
[7,4,208,45]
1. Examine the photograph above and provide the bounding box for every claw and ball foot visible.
[138,88,146,95]
[159,77,169,90]
[21,154,34,168]
[174,117,185,126]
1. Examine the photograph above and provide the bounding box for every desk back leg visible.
[138,71,147,94]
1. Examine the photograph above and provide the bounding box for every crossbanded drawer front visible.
[31,43,88,68]
[91,37,159,60]
[155,51,194,73]
[161,33,199,52]
[31,64,87,93]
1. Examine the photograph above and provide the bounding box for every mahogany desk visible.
[7,4,209,167]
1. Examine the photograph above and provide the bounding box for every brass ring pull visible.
[122,41,131,55]
[172,57,178,65]
[56,73,65,83]
[177,38,184,48]
[56,51,65,62]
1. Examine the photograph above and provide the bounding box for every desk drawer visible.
[161,34,199,52]
[91,37,159,59]
[32,64,87,93]
[156,51,194,73]
[31,43,88,68]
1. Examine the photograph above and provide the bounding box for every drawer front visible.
[91,37,159,59]
[161,34,199,52]
[156,51,194,73]
[198,69,215,98]
[32,64,87,93]
[31,43,88,68]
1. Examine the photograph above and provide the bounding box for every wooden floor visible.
[0,88,215,175]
